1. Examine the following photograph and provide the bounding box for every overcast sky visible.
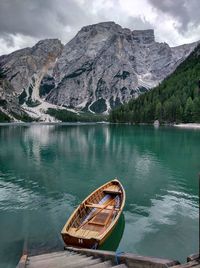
[0,0,200,55]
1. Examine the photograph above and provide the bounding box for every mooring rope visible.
[91,242,98,250]
[115,250,124,264]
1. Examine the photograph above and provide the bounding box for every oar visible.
[75,198,115,232]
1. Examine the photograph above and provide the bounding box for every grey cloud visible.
[125,17,154,31]
[149,0,200,32]
[0,33,15,47]
[0,0,155,40]
[0,0,199,55]
[0,0,110,53]
[0,0,91,39]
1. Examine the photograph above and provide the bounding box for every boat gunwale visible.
[61,179,125,241]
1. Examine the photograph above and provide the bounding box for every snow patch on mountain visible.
[23,98,80,122]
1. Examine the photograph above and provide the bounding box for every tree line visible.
[47,108,108,122]
[109,44,200,124]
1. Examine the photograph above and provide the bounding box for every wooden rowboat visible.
[61,179,125,249]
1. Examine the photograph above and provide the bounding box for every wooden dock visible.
[171,253,200,268]
[16,246,181,268]
[17,250,127,268]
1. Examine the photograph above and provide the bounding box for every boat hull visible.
[61,179,125,249]
[62,212,121,248]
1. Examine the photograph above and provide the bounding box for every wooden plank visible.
[103,185,121,194]
[16,254,28,268]
[104,206,115,226]
[86,204,106,209]
[85,204,119,210]
[88,205,115,227]
[65,247,180,267]
[187,253,199,262]
[69,226,99,238]
[172,260,200,268]
[75,198,114,232]
[88,221,105,226]
[103,190,122,194]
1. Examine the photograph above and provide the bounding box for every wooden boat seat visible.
[68,227,99,238]
[85,203,119,211]
[85,203,107,209]
[88,221,105,226]
[103,189,122,194]
[103,185,122,195]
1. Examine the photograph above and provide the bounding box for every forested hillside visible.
[109,43,200,123]
[46,108,107,122]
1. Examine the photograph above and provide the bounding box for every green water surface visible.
[0,124,199,267]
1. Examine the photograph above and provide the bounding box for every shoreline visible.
[0,121,200,129]
[0,121,109,126]
[173,123,200,129]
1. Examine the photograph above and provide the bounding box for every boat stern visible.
[61,232,99,249]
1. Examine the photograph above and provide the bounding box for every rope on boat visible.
[91,242,98,250]
[115,250,124,264]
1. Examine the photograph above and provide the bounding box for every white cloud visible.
[119,0,156,21]
[0,0,199,55]
[0,34,38,55]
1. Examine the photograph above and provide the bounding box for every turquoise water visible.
[0,124,199,267]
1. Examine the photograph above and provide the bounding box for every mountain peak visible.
[132,29,155,44]
[46,22,197,114]
[80,21,121,31]
[32,39,63,53]
[34,38,63,46]
[76,21,124,40]
[77,22,154,44]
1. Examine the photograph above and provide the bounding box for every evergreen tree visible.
[155,101,162,121]
[109,44,200,124]
[184,97,194,122]
[193,97,200,122]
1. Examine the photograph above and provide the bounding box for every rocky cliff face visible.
[0,39,63,121]
[0,22,198,121]
[0,39,63,105]
[46,22,197,113]
[0,73,30,121]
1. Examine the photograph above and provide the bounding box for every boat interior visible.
[66,182,123,239]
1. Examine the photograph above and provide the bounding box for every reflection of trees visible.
[0,125,199,203]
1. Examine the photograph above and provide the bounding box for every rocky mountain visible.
[46,22,197,113]
[0,72,26,121]
[0,39,63,121]
[0,22,198,121]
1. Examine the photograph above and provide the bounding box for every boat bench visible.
[85,203,119,211]
[103,185,122,195]
[103,190,122,194]
[68,227,99,238]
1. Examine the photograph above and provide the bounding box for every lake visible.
[0,124,199,268]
